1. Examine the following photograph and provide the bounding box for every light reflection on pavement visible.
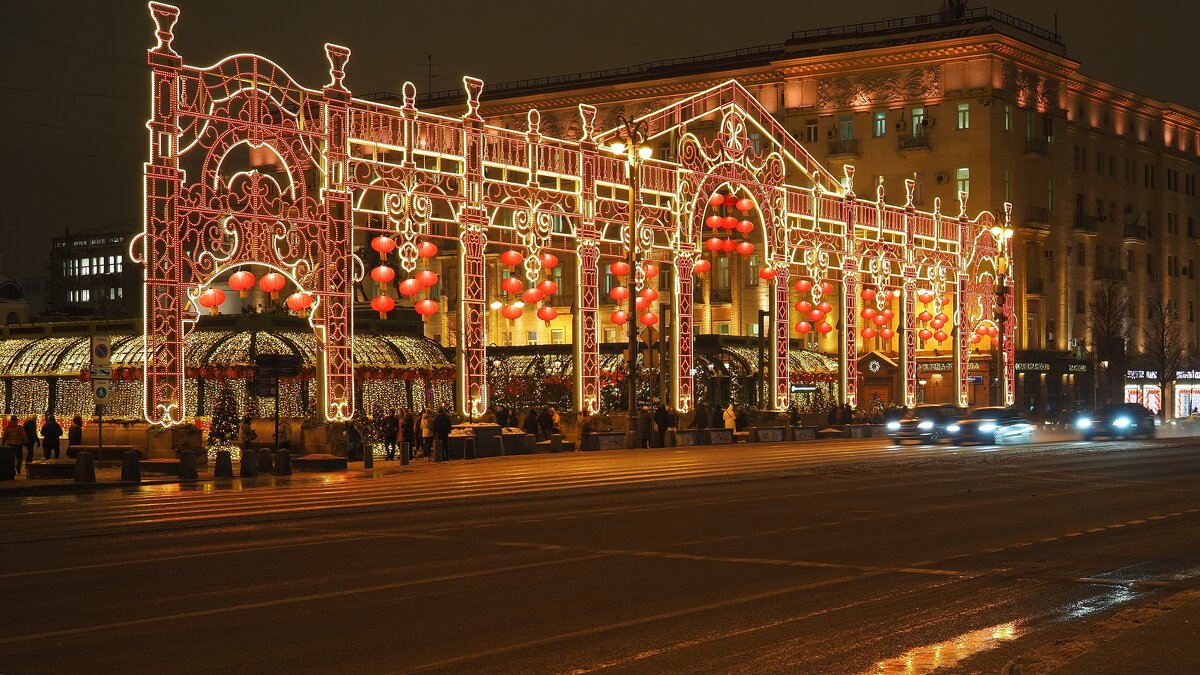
[863,622,1023,674]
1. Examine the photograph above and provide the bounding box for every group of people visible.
[3,414,84,475]
[376,408,453,461]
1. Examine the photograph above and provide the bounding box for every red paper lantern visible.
[918,311,933,322]
[861,307,877,321]
[807,309,825,322]
[198,288,225,316]
[643,263,660,278]
[795,321,812,334]
[919,328,933,341]
[817,301,833,314]
[398,278,421,297]
[970,334,982,344]
[610,310,629,325]
[918,291,934,304]
[415,269,439,288]
[735,197,754,213]
[537,305,558,324]
[736,241,754,256]
[821,281,835,295]
[417,241,438,259]
[705,237,724,252]
[500,249,523,268]
[941,293,952,305]
[639,311,659,326]
[795,279,812,293]
[880,327,895,340]
[758,267,776,280]
[640,287,659,302]
[861,327,876,340]
[975,325,988,336]
[987,326,999,338]
[522,288,544,304]
[285,291,312,317]
[935,313,949,323]
[707,194,724,207]
[609,260,630,277]
[259,272,286,299]
[371,295,395,319]
[930,319,944,330]
[371,265,396,286]
[609,285,630,302]
[816,321,834,334]
[538,279,558,296]
[705,215,723,230]
[882,308,895,320]
[501,276,523,294]
[693,259,711,275]
[860,288,877,301]
[722,215,739,230]
[635,296,650,312]
[229,270,255,298]
[723,194,738,207]
[873,314,888,327]
[371,235,396,259]
[541,253,559,270]
[722,239,739,253]
[415,298,439,320]
[934,330,948,342]
[796,300,813,314]
[736,219,754,234]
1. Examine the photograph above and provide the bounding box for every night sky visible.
[3,0,1198,283]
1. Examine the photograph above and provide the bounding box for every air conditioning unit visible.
[827,129,835,140]
[935,172,949,184]
[895,121,907,132]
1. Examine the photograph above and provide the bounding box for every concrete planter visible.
[300,425,333,455]
[752,427,786,443]
[790,426,817,441]
[580,431,626,451]
[500,432,535,455]
[667,429,700,447]
[145,426,203,459]
[706,429,734,445]
[26,459,76,479]
[846,424,870,438]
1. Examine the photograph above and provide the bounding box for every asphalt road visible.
[2,436,1199,674]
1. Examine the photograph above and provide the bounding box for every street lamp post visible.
[608,113,652,446]
[990,224,1014,407]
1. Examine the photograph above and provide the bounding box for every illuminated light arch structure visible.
[139,3,1014,425]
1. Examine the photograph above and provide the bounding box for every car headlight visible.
[1112,417,1131,428]
[886,421,900,431]
[979,422,997,432]
[946,424,960,433]
[1076,418,1092,429]
[917,420,934,430]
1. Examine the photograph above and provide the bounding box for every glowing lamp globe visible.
[861,327,876,340]
[259,272,286,299]
[371,265,396,286]
[229,270,256,297]
[415,298,439,320]
[736,220,754,234]
[537,305,558,324]
[398,278,421,297]
[736,241,754,256]
[735,197,754,213]
[609,285,630,302]
[639,311,659,326]
[537,279,558,297]
[693,259,711,275]
[500,249,523,268]
[706,215,722,230]
[919,328,933,341]
[918,291,934,304]
[705,237,724,252]
[501,304,523,321]
[370,235,396,259]
[723,194,738,207]
[816,321,834,334]
[609,260,630,277]
[417,241,439,259]
[286,291,313,317]
[795,321,812,334]
[540,253,559,270]
[521,288,544,304]
[610,310,629,325]
[198,288,225,316]
[501,276,523,294]
[371,294,395,319]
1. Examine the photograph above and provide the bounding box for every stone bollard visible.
[257,448,273,473]
[75,451,96,483]
[363,445,374,469]
[399,441,409,466]
[178,450,198,479]
[120,451,141,483]
[240,448,258,477]
[213,450,233,478]
[273,450,291,476]
[432,439,445,463]
[0,446,15,481]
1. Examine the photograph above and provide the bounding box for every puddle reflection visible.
[862,622,1022,674]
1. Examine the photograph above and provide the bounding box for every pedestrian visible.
[538,407,555,441]
[345,421,362,462]
[22,415,39,469]
[735,406,749,432]
[693,402,710,430]
[523,408,539,436]
[420,409,435,458]
[400,409,415,458]
[68,415,83,451]
[789,404,801,428]
[654,403,670,448]
[239,415,256,452]
[434,407,453,457]
[41,415,63,460]
[827,404,837,427]
[723,403,737,430]
[840,404,853,425]
[4,415,28,475]
[496,406,510,428]
[382,409,399,460]
[637,407,654,448]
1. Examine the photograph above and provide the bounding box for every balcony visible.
[1072,214,1102,235]
[1022,206,1051,231]
[1024,278,1046,296]
[897,134,931,151]
[711,288,732,304]
[1123,224,1148,242]
[1094,267,1127,282]
[1024,137,1049,156]
[827,138,859,157]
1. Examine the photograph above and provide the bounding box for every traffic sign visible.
[92,380,111,404]
[90,365,112,380]
[255,354,302,378]
[91,336,112,365]
[255,382,279,398]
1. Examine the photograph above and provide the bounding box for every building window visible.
[838,115,854,141]
[873,111,886,138]
[1075,289,1084,314]
[1189,216,1195,238]
[716,323,730,335]
[956,103,969,130]
[714,256,730,291]
[744,255,760,286]
[911,107,926,136]
[748,323,759,336]
[527,331,538,346]
[551,329,565,344]
[955,167,970,194]
[804,120,818,144]
[1047,179,1054,210]
[1077,244,1086,267]
[1003,104,1012,132]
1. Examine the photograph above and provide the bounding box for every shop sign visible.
[1016,362,1050,371]
[1067,364,1088,373]
[790,384,817,393]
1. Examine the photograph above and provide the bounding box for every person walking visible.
[345,421,362,462]
[637,407,654,449]
[420,409,435,458]
[40,415,63,460]
[723,404,737,431]
[653,403,670,448]
[433,408,453,458]
[382,409,399,460]
[4,415,28,475]
[22,415,39,469]
[495,406,510,428]
[538,407,555,441]
[400,409,415,459]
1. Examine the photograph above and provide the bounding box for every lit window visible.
[1003,104,1012,132]
[956,167,970,194]
[745,255,760,286]
[527,331,538,346]
[551,329,565,344]
[838,115,854,141]
[804,120,818,144]
[956,103,969,130]
[873,112,886,138]
[911,107,926,136]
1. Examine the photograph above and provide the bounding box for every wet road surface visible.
[2,436,1199,673]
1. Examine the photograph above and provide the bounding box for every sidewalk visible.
[1048,589,1200,673]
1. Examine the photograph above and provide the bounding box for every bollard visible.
[120,451,141,483]
[432,439,445,463]
[273,450,291,476]
[0,446,15,481]
[257,448,273,473]
[214,450,233,478]
[178,450,198,479]
[75,451,96,484]
[363,445,374,469]
[399,441,409,466]
[240,448,258,477]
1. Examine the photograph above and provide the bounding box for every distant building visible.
[21,276,50,315]
[0,255,33,324]
[49,221,141,319]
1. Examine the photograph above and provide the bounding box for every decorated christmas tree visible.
[208,382,240,446]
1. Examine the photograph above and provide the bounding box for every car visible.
[887,404,964,444]
[945,407,1034,445]
[1074,403,1157,440]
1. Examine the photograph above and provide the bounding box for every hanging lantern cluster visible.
[375,236,440,320]
[916,290,952,344]
[703,192,757,260]
[791,277,836,335]
[857,286,897,343]
[971,321,1000,345]
[495,248,560,324]
[638,262,660,326]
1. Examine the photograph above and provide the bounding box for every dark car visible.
[1074,403,1157,440]
[887,404,964,444]
[945,407,1034,445]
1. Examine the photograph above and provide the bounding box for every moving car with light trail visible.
[945,407,1034,445]
[1074,403,1157,440]
[887,404,964,444]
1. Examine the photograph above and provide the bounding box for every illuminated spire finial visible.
[462,76,484,121]
[324,44,350,92]
[148,2,180,57]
